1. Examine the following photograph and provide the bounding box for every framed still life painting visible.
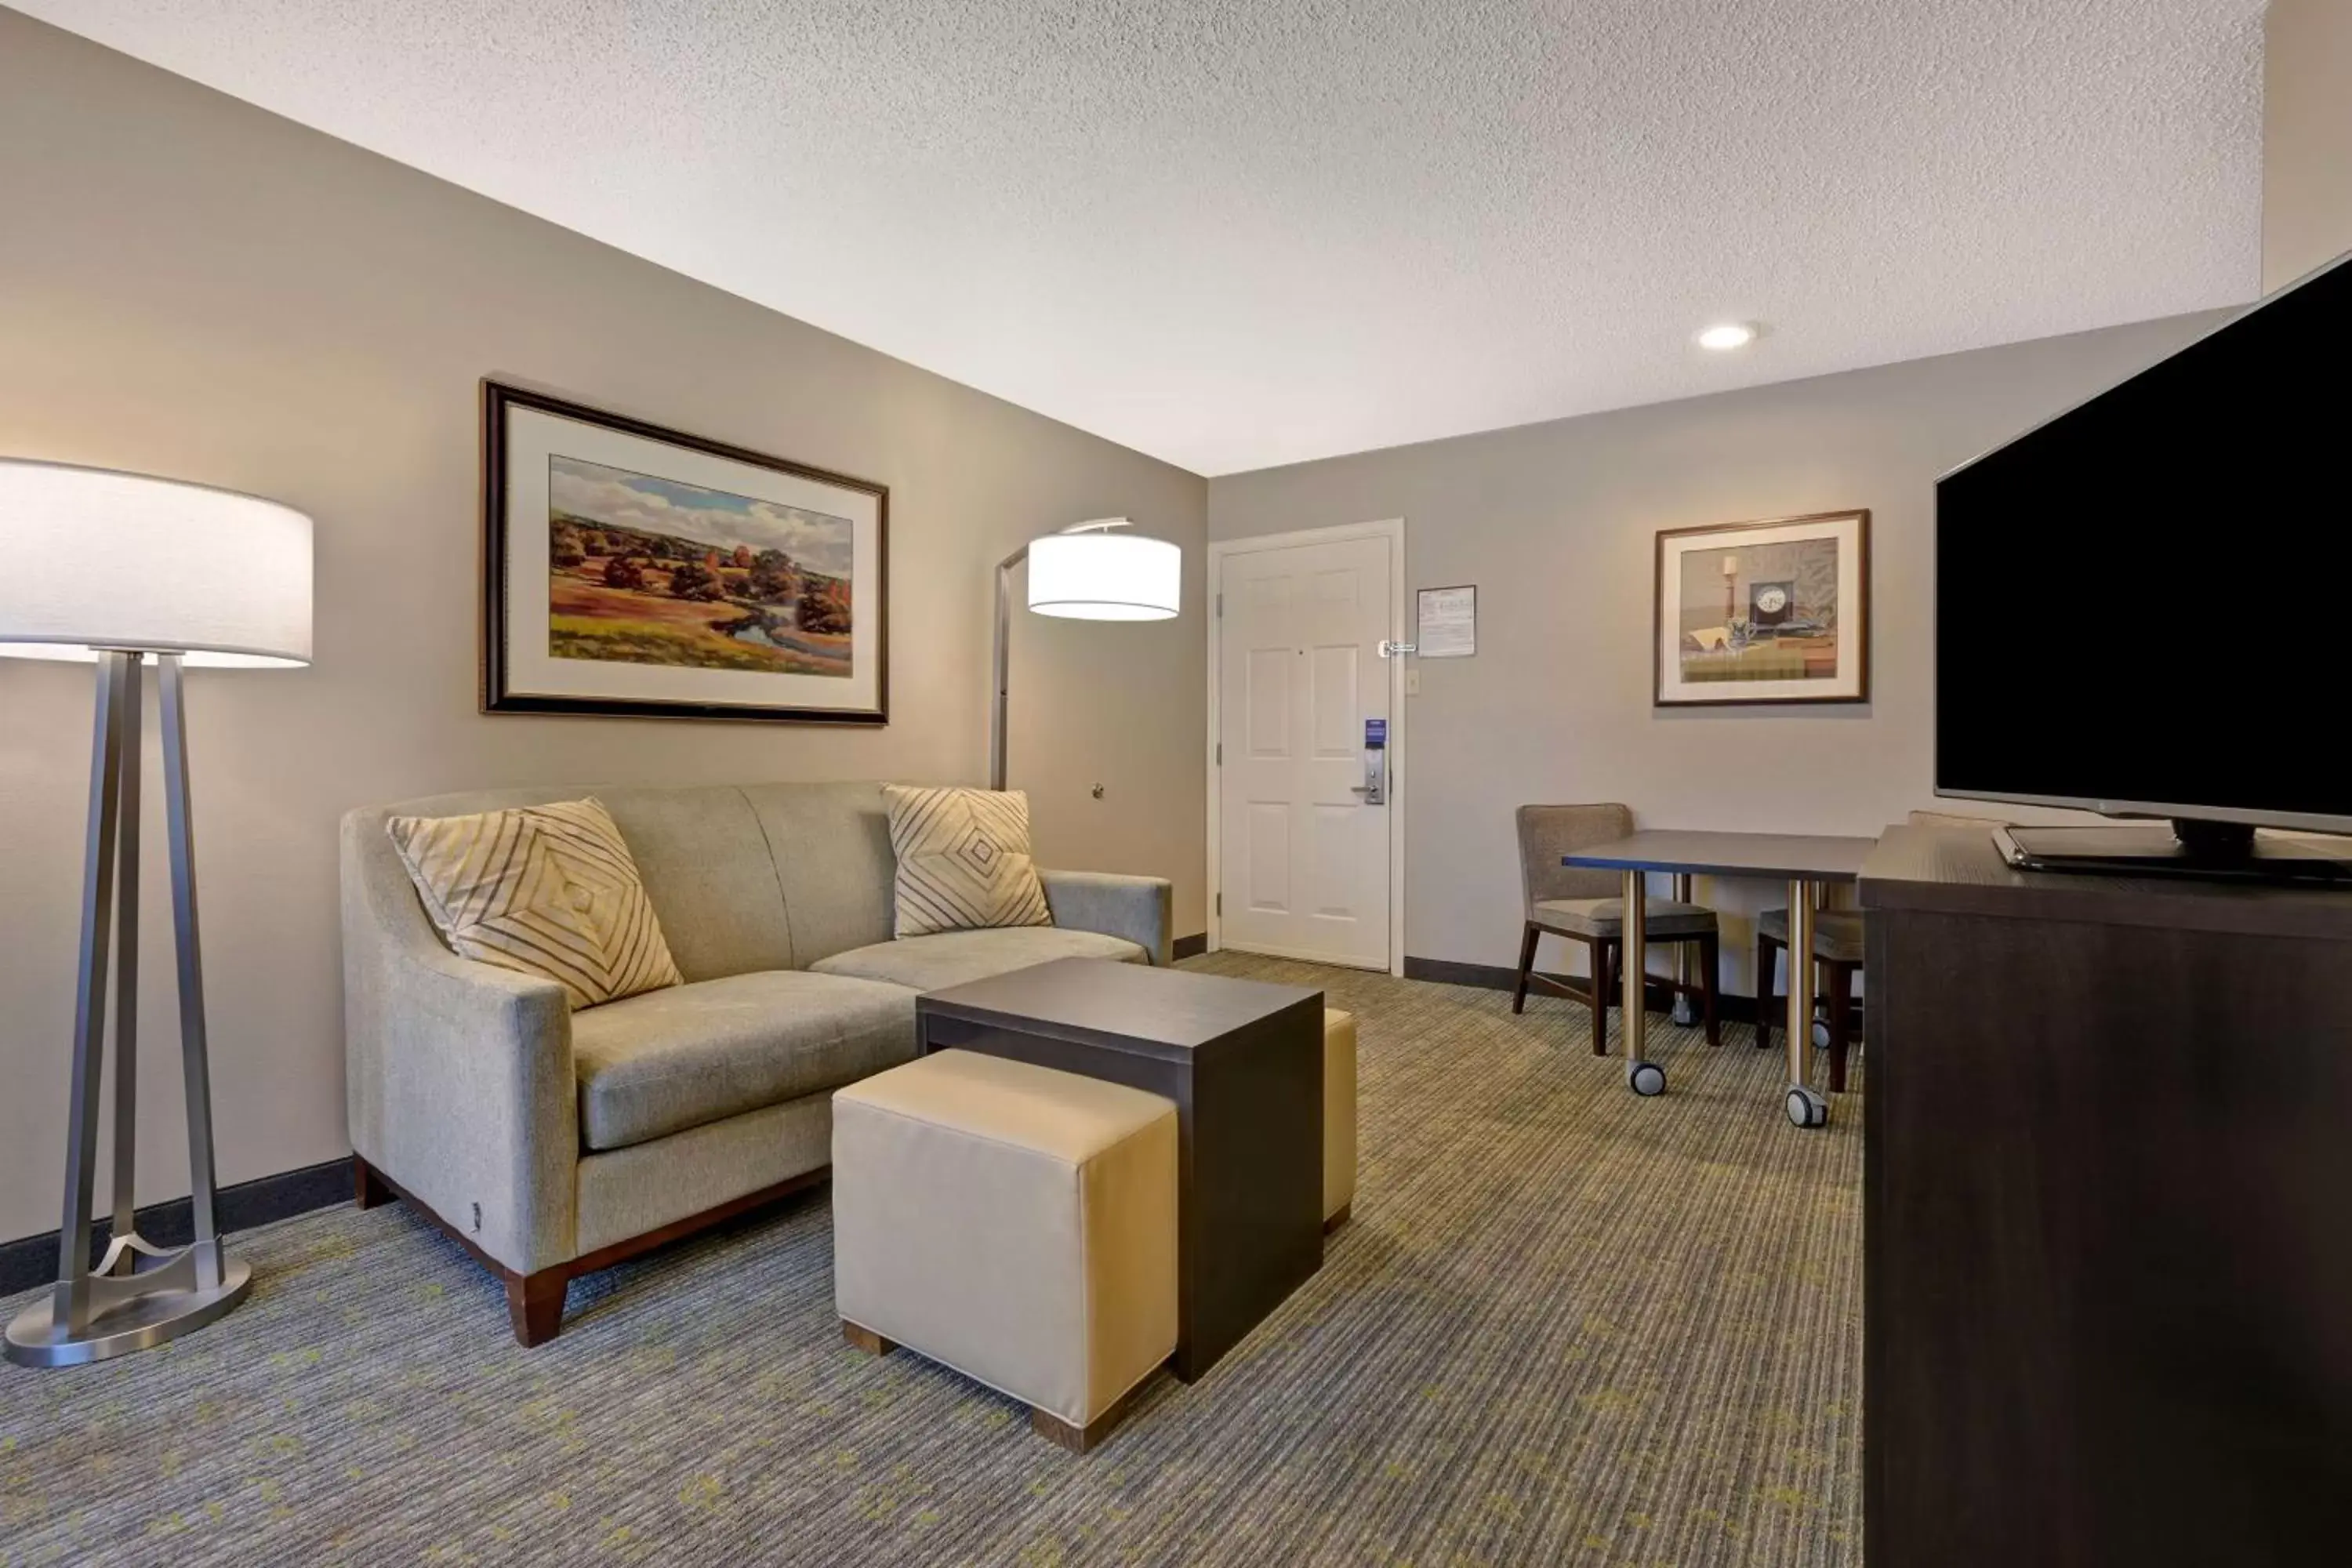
[1654,510,1869,706]
[482,382,887,724]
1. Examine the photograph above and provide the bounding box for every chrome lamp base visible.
[5,1250,251,1369]
[3,650,249,1370]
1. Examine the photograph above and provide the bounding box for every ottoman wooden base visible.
[842,1315,1149,1453]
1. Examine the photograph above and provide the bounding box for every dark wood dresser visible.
[1860,826,2352,1566]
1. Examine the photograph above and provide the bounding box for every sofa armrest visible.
[1038,868,1174,967]
[341,811,579,1276]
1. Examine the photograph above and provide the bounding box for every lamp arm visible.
[989,543,1029,790]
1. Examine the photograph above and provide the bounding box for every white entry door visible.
[1215,530,1396,970]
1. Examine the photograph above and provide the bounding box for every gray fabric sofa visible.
[339,780,1172,1345]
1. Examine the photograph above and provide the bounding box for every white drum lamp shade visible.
[0,459,313,666]
[1026,528,1181,621]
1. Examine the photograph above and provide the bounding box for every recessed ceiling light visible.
[1696,322,1758,351]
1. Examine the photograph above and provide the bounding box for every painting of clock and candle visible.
[1653,510,1870,706]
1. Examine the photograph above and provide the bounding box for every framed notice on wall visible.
[1416,585,1476,657]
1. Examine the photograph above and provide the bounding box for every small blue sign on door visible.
[1365,718,1387,748]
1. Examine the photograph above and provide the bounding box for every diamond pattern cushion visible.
[385,797,683,1009]
[1759,907,1868,964]
[882,785,1053,938]
[1531,897,1718,938]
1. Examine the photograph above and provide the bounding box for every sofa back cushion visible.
[593,786,797,979]
[353,779,914,981]
[742,781,898,968]
[354,783,792,982]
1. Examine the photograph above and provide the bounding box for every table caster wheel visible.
[1670,996,1698,1026]
[1628,1061,1667,1097]
[1786,1086,1829,1129]
[1812,1018,1831,1051]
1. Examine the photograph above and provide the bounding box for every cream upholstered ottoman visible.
[832,1050,1178,1452]
[1323,1009,1358,1231]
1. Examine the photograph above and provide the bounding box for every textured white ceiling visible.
[19,1,2267,474]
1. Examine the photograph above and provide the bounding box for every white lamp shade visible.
[0,459,313,667]
[1027,530,1181,620]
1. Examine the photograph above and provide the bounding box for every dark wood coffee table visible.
[916,956,1324,1381]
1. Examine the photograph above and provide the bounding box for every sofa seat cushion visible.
[571,971,917,1152]
[808,927,1145,993]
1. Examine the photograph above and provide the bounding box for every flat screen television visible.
[1935,251,2352,877]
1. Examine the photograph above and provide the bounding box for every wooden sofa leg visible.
[353,1155,396,1210]
[842,1319,896,1357]
[506,1269,568,1347]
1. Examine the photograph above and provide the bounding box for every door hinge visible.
[1216,891,1222,916]
[1215,591,1224,618]
[1215,742,1222,764]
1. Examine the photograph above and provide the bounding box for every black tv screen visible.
[1935,254,2352,833]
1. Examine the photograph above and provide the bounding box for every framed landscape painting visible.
[1654,510,1869,706]
[482,383,887,724]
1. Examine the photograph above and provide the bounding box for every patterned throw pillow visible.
[385,797,683,1009]
[883,785,1054,938]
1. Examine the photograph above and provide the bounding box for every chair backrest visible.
[1515,804,1635,913]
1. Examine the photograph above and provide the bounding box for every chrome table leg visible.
[1784,877,1829,1128]
[1669,872,1698,1025]
[1623,869,1664,1096]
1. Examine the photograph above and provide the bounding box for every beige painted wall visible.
[1207,314,2221,989]
[2264,0,2352,292]
[0,12,1206,1243]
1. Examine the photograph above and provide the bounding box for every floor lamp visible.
[990,518,1181,789]
[0,459,313,1369]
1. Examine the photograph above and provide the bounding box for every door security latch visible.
[1352,717,1388,805]
[1378,640,1417,659]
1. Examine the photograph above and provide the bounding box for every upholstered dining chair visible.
[1757,808,2009,1091]
[1512,804,1721,1052]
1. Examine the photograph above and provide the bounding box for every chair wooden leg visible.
[1512,922,1540,1014]
[1825,960,1856,1092]
[1589,938,1611,1054]
[1756,933,1780,1052]
[506,1269,568,1348]
[1697,933,1722,1046]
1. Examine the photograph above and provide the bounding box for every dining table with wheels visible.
[1562,829,1877,1127]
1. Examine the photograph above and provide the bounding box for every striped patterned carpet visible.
[0,956,1862,1566]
